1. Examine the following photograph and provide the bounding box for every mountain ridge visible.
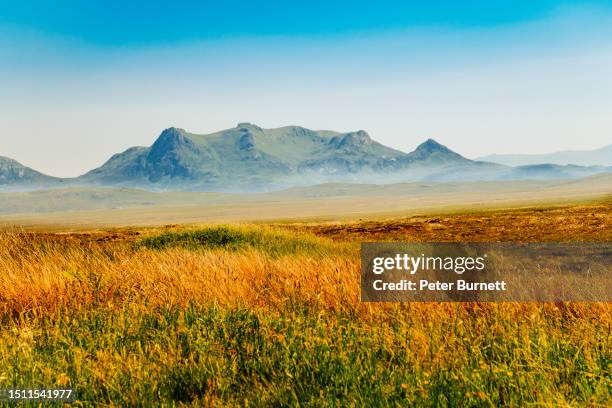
[79,124,478,190]
[2,124,611,192]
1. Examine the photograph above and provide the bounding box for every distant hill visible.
[477,144,612,167]
[2,123,611,192]
[0,156,62,190]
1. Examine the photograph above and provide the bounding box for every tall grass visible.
[4,304,610,406]
[0,221,610,406]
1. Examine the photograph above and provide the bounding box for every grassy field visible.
[0,201,610,406]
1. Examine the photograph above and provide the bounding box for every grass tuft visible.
[135,225,342,257]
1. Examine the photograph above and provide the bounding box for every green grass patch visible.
[3,305,610,406]
[135,225,344,257]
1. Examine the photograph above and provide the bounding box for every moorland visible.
[0,195,610,405]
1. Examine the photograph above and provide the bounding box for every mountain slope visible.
[80,124,473,190]
[0,156,62,190]
[477,144,612,167]
[3,124,611,192]
[406,139,470,164]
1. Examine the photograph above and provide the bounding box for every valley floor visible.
[0,200,610,405]
[1,175,611,230]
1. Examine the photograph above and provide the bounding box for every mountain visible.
[406,138,470,164]
[0,156,62,190]
[477,144,612,167]
[79,124,476,191]
[2,124,611,192]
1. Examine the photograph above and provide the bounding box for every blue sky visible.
[0,1,582,45]
[1,1,611,176]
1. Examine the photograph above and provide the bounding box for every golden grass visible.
[0,202,610,405]
[0,234,356,316]
[1,202,610,324]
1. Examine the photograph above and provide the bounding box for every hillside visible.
[2,124,611,192]
[0,156,62,190]
[78,124,478,191]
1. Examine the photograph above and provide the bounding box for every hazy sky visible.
[1,1,611,177]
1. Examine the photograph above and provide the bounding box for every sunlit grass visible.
[3,304,610,406]
[0,204,610,405]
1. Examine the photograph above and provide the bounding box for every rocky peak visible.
[151,127,189,147]
[414,138,453,154]
[410,138,466,162]
[329,130,372,149]
[148,127,197,163]
[236,122,263,132]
